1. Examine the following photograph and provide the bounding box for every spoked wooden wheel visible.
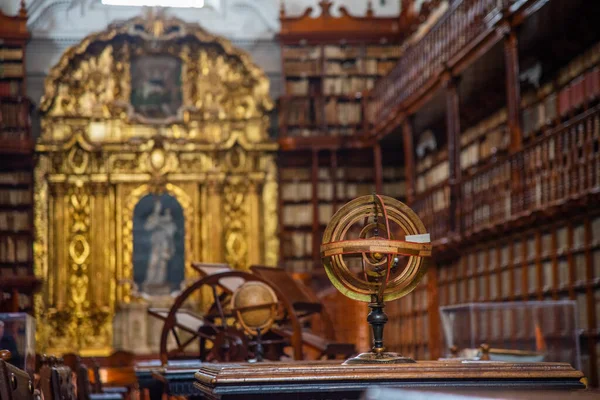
[154,271,303,365]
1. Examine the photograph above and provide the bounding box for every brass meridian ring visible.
[321,195,432,302]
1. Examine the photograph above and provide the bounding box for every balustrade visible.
[515,104,600,213]
[414,105,600,243]
[369,0,515,129]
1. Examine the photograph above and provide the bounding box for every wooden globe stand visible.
[231,281,279,363]
[321,194,432,365]
[344,294,416,365]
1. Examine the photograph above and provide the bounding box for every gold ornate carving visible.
[35,11,277,355]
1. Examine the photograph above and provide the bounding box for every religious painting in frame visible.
[130,55,183,120]
[132,193,185,294]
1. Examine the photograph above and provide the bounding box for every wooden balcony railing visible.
[514,104,600,214]
[414,105,600,244]
[368,0,517,130]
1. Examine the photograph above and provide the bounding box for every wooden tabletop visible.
[194,360,586,399]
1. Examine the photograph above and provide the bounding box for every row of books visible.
[281,203,336,226]
[0,63,23,78]
[460,125,509,170]
[280,168,403,189]
[438,229,593,284]
[285,127,362,136]
[0,172,30,185]
[285,79,318,96]
[0,101,29,128]
[440,258,582,301]
[281,166,394,181]
[281,182,312,201]
[382,181,406,198]
[557,67,599,117]
[415,161,449,193]
[460,108,507,147]
[0,236,31,263]
[280,165,402,180]
[0,48,24,61]
[324,100,361,125]
[282,44,402,62]
[0,81,21,97]
[0,189,31,205]
[284,60,320,76]
[323,77,375,95]
[0,211,29,231]
[282,46,320,60]
[415,148,448,175]
[282,98,321,125]
[324,45,401,59]
[0,132,29,146]
[324,59,397,76]
[521,67,599,136]
[282,231,313,259]
[521,89,557,137]
[521,41,600,137]
[281,180,381,206]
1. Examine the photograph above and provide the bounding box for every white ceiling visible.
[0,0,418,40]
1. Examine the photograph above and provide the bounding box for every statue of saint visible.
[143,201,176,287]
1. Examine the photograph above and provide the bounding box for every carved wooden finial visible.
[366,0,374,18]
[0,350,11,361]
[19,0,27,18]
[319,0,333,17]
[479,343,491,361]
[279,0,285,18]
[450,345,459,358]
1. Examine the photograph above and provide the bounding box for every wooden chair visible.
[0,351,34,400]
[88,352,133,398]
[62,354,123,400]
[38,355,76,400]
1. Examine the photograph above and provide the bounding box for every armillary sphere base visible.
[343,352,416,365]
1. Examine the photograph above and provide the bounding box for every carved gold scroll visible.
[34,11,278,355]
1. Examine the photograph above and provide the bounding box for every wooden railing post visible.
[444,73,462,238]
[402,115,416,205]
[504,29,522,153]
[503,27,524,215]
[311,149,320,269]
[374,141,383,194]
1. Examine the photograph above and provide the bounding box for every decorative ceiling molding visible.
[26,0,278,39]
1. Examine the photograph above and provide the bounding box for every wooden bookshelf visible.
[277,0,434,281]
[279,0,441,139]
[364,0,600,384]
[521,42,600,142]
[279,148,404,276]
[0,3,38,314]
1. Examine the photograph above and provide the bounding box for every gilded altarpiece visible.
[34,13,278,355]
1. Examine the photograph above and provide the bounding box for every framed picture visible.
[0,313,35,374]
[130,55,182,120]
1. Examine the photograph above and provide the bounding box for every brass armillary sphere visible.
[321,194,432,364]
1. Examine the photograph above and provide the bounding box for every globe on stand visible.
[320,194,432,364]
[231,281,279,362]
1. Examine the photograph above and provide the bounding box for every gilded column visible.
[247,173,264,266]
[262,156,279,267]
[90,182,108,307]
[206,173,224,263]
[52,182,68,309]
